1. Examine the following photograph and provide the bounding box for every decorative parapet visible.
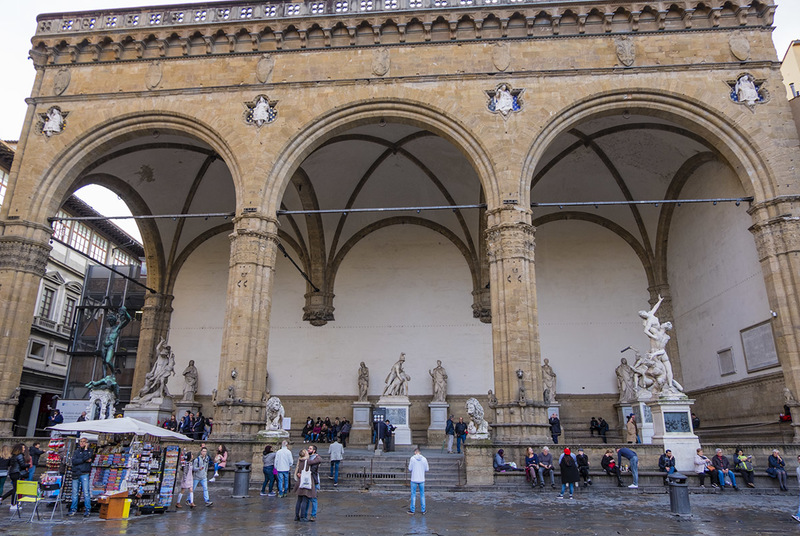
[31,1,775,65]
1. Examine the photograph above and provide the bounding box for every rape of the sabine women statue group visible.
[618,295,686,402]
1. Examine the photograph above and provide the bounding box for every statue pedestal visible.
[351,401,374,445]
[616,399,654,444]
[427,402,450,445]
[175,400,202,419]
[647,395,700,473]
[257,429,290,440]
[124,397,175,426]
[87,388,117,420]
[377,396,412,445]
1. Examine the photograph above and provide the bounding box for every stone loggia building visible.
[1,0,798,443]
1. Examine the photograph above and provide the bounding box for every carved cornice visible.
[31,1,774,65]
[0,237,51,276]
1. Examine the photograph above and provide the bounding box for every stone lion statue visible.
[266,396,285,431]
[465,397,489,437]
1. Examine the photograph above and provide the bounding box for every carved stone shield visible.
[615,36,635,67]
[53,68,71,96]
[729,32,751,61]
[492,42,511,72]
[256,54,275,83]
[372,48,390,77]
[146,62,162,90]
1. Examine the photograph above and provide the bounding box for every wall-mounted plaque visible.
[741,320,780,372]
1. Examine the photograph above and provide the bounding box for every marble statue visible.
[182,359,198,402]
[616,357,637,402]
[638,295,684,395]
[784,387,797,405]
[494,84,515,115]
[265,396,285,430]
[487,389,498,408]
[735,74,760,106]
[429,360,447,402]
[383,352,411,397]
[358,362,369,402]
[466,397,489,438]
[42,107,64,137]
[541,358,557,404]
[130,336,175,405]
[101,305,131,379]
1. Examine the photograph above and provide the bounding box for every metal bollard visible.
[667,472,691,515]
[232,460,252,498]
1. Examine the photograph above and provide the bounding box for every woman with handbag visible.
[261,445,277,496]
[294,449,315,522]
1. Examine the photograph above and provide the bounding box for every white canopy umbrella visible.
[48,416,192,441]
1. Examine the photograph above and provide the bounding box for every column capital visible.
[749,215,800,262]
[0,236,51,276]
[485,221,535,261]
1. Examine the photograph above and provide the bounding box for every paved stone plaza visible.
[2,487,798,535]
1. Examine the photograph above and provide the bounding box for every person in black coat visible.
[69,437,95,517]
[558,448,580,498]
[549,414,562,444]
[28,442,44,481]
[3,443,30,507]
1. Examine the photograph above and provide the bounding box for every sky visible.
[1,0,799,241]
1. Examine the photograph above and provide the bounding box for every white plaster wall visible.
[536,220,649,395]
[667,161,773,391]
[268,225,493,397]
[168,232,230,395]
[168,225,493,397]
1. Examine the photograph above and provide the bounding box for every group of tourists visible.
[164,411,213,440]
[0,441,44,510]
[695,447,794,491]
[301,417,352,447]
[444,415,468,453]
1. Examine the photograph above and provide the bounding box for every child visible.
[175,451,194,508]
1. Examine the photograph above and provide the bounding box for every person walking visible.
[191,446,214,507]
[261,445,277,496]
[454,417,468,454]
[68,437,93,516]
[408,448,429,514]
[445,416,455,454]
[274,440,294,498]
[174,451,193,508]
[616,447,639,488]
[307,445,322,521]
[558,448,580,499]
[328,437,344,487]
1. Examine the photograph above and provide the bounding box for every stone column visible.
[485,206,549,443]
[213,213,279,438]
[130,292,174,396]
[0,224,52,434]
[749,202,800,442]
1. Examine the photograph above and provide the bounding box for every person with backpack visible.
[191,446,214,507]
[558,447,580,499]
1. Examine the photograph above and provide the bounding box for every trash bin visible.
[232,460,252,498]
[667,472,691,515]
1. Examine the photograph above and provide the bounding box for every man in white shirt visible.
[274,440,294,498]
[328,438,344,486]
[408,448,429,514]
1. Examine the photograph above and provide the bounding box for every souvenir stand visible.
[48,417,191,516]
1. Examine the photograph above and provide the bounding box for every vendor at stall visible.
[69,437,95,517]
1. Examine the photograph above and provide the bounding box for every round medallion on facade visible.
[36,106,68,138]
[372,48,390,77]
[243,95,278,127]
[486,83,523,118]
[53,68,71,96]
[146,62,163,90]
